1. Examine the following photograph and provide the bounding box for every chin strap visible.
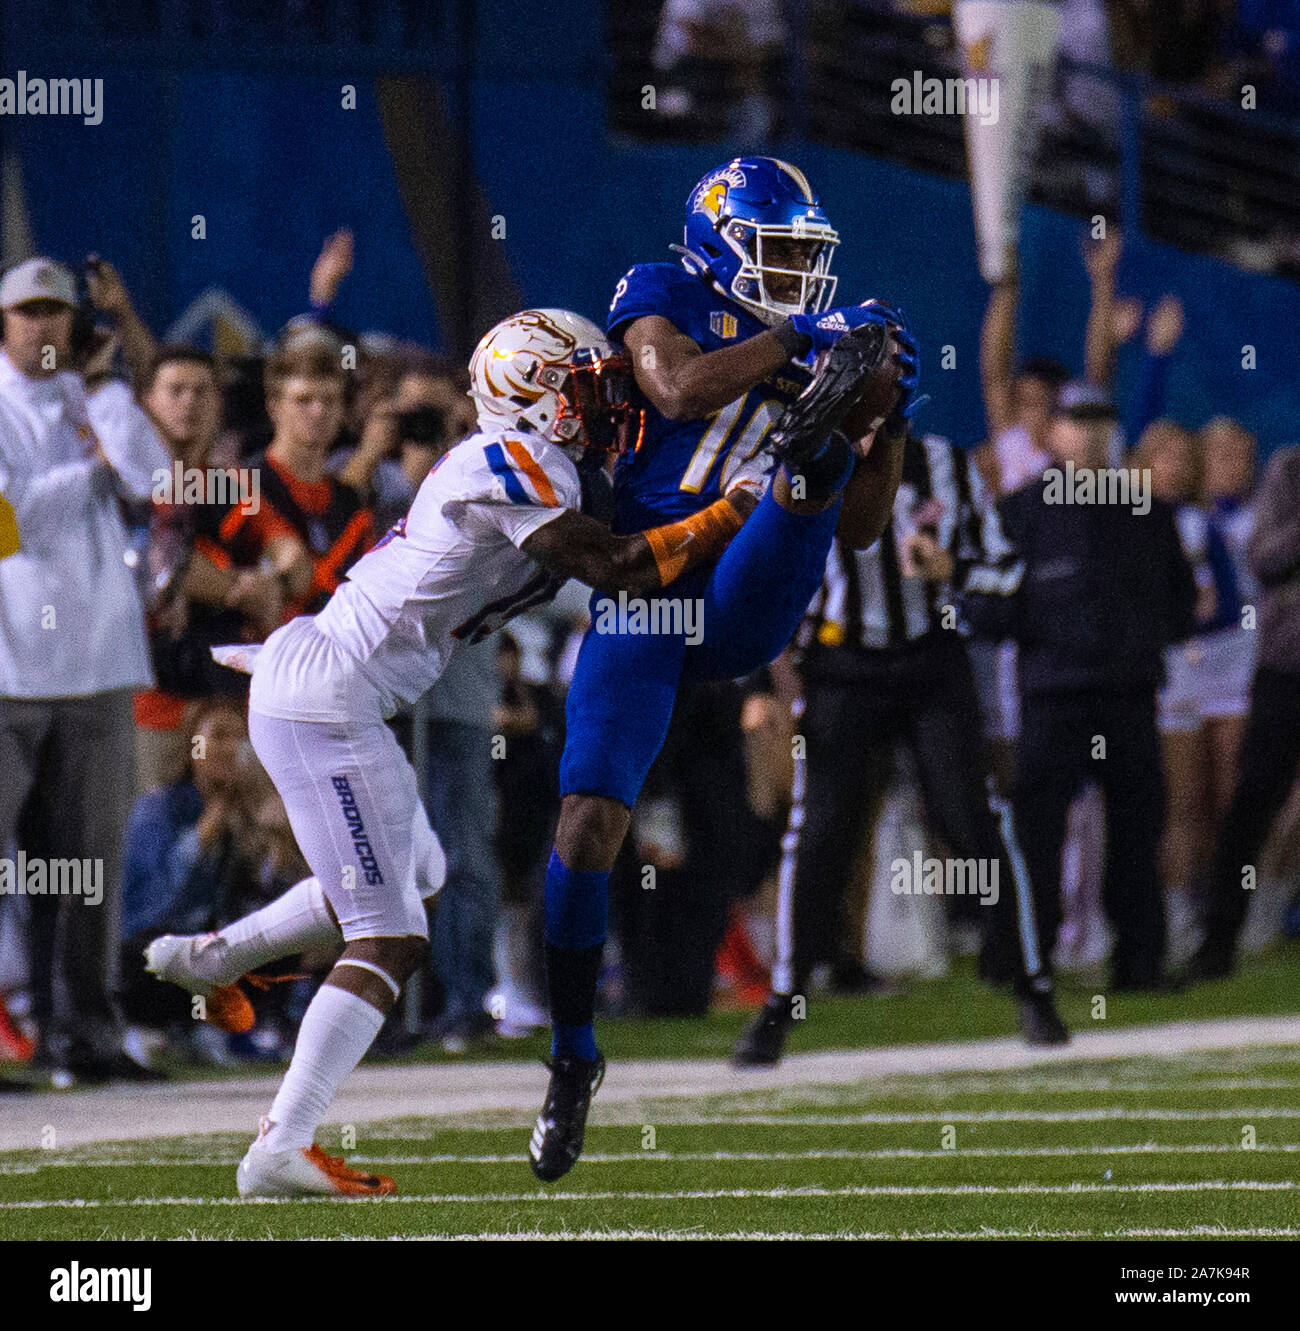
[672,244,743,313]
[670,242,714,283]
[671,245,793,328]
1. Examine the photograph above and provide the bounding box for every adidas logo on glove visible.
[815,311,851,331]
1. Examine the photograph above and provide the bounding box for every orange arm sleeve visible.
[642,497,745,587]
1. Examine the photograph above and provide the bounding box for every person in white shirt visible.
[0,256,171,1082]
[144,308,761,1198]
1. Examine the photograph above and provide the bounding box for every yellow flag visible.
[0,493,19,560]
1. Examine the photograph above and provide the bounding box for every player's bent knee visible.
[340,935,426,989]
[556,794,631,872]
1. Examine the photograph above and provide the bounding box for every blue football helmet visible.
[674,157,839,325]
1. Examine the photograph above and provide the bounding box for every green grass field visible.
[2,948,1298,1240]
[2,1048,1300,1239]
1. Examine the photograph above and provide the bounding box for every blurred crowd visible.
[641,0,1300,131]
[0,215,1297,1084]
[623,1,1300,275]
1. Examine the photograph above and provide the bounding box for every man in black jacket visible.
[961,403,1197,989]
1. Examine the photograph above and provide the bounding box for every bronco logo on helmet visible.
[468,309,643,458]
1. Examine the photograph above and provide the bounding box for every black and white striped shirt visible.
[798,433,1000,653]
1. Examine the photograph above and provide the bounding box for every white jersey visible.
[250,422,579,722]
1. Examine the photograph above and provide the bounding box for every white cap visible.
[0,257,76,309]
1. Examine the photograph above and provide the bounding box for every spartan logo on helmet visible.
[675,157,840,325]
[468,308,642,457]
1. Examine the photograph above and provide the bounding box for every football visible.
[838,327,904,447]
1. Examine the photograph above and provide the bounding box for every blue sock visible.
[552,1019,599,1062]
[544,848,610,1062]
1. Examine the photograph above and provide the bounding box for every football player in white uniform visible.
[145,309,761,1197]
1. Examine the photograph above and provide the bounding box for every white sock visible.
[263,983,385,1152]
[196,878,339,986]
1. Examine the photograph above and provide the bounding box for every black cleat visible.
[733,993,798,1068]
[528,1052,605,1182]
[1017,991,1070,1047]
[769,321,890,487]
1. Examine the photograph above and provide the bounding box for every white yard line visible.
[8,1141,1300,1172]
[696,1107,1300,1124]
[0,1179,1295,1211]
[903,1078,1300,1093]
[1,1012,1296,1152]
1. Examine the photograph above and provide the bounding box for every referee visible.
[734,433,1067,1067]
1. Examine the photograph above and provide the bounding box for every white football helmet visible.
[468,308,642,456]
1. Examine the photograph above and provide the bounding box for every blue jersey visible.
[606,262,810,534]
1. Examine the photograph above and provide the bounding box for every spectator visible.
[136,346,311,790]
[119,699,264,1032]
[1219,1,1300,113]
[651,0,786,145]
[252,341,383,613]
[414,636,503,1054]
[82,256,159,389]
[142,345,221,469]
[1138,422,1242,957]
[1198,418,1261,804]
[614,679,762,1018]
[0,256,171,1083]
[962,401,1197,990]
[361,358,473,533]
[1187,443,1300,980]
[973,272,1071,498]
[1123,296,1187,448]
[970,272,1073,798]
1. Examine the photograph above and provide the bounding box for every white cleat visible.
[144,934,254,1033]
[237,1119,397,1198]
[144,933,223,997]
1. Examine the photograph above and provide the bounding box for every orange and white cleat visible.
[143,933,255,1034]
[237,1119,397,1197]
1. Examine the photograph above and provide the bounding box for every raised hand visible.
[309,228,354,308]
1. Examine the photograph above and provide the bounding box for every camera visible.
[396,404,446,447]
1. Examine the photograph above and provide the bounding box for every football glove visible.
[787,302,898,358]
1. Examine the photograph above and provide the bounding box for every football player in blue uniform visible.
[529,157,921,1180]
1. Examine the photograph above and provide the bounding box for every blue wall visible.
[5,71,441,346]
